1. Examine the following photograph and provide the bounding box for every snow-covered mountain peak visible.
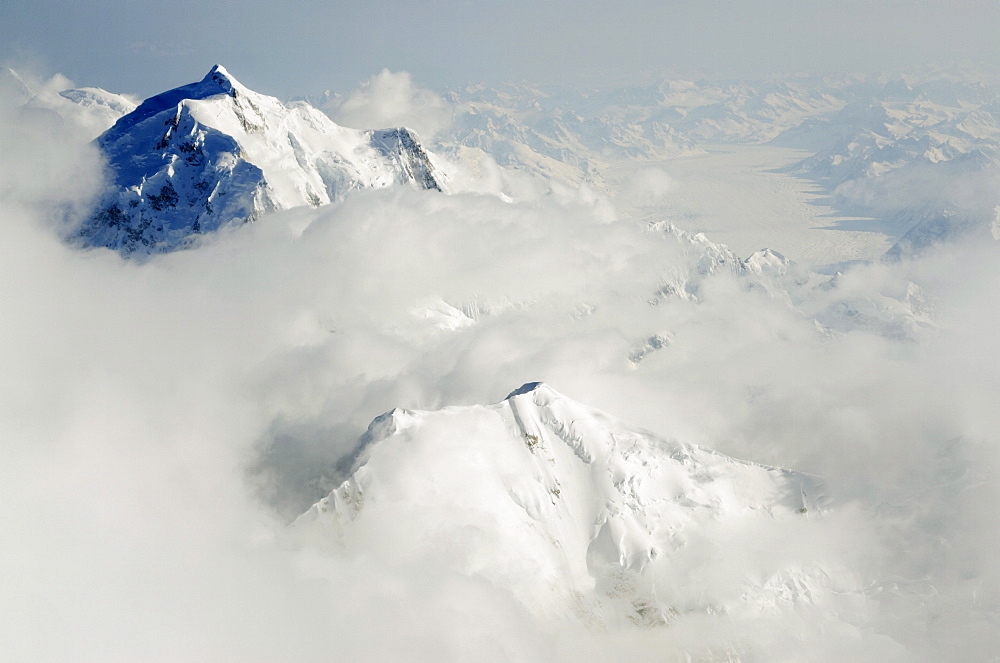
[743,247,789,275]
[188,63,257,104]
[100,64,264,145]
[504,380,548,399]
[78,67,445,255]
[295,384,830,625]
[203,63,240,94]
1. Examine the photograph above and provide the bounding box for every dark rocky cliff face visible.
[370,127,443,192]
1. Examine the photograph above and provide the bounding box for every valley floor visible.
[608,144,902,269]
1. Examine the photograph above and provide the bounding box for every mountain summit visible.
[78,65,444,255]
[294,382,831,626]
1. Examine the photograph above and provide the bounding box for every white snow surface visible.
[295,382,833,627]
[609,145,898,266]
[788,78,1000,255]
[78,65,444,255]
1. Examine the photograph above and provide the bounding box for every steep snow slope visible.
[295,383,835,627]
[78,65,444,256]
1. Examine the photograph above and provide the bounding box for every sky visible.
[2,0,999,98]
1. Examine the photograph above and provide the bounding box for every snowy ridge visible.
[405,220,935,345]
[787,78,1000,254]
[78,65,445,255]
[1,67,136,139]
[431,78,844,188]
[295,383,832,626]
[57,87,136,124]
[434,73,1000,254]
[645,222,936,340]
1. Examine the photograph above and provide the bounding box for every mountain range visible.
[12,64,997,257]
[6,62,996,660]
[428,74,1000,254]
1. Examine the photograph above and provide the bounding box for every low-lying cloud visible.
[323,69,453,142]
[1,73,999,662]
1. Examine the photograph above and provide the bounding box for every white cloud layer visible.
[323,69,453,141]
[1,78,999,662]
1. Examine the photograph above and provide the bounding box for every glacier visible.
[422,73,1000,256]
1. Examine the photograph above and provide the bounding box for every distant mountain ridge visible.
[78,65,445,256]
[12,63,997,257]
[786,80,1000,255]
[431,75,1000,254]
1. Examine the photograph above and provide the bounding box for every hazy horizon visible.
[3,0,999,98]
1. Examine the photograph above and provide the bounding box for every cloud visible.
[2,73,1000,661]
[616,167,677,208]
[323,69,454,142]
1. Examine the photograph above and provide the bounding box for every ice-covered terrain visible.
[10,64,999,260]
[426,78,844,188]
[411,73,1000,259]
[76,66,444,255]
[14,65,988,260]
[296,382,832,628]
[607,145,896,266]
[789,78,1000,255]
